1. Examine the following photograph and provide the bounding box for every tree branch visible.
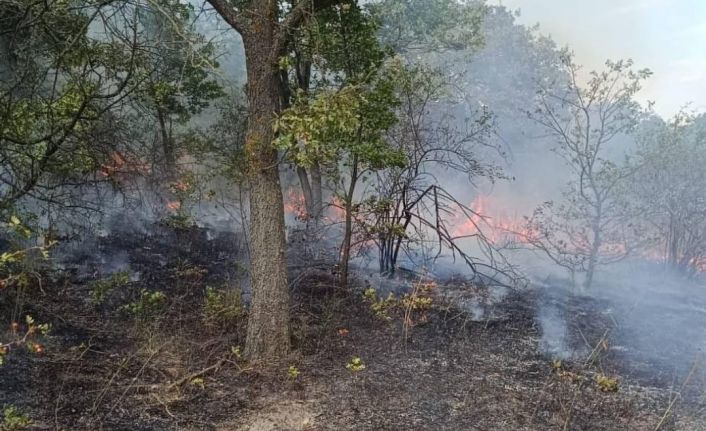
[275,0,338,54]
[204,0,248,34]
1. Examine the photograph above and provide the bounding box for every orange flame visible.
[284,189,308,220]
[283,190,348,222]
[451,195,536,244]
[100,152,151,177]
[328,196,346,221]
[172,180,189,192]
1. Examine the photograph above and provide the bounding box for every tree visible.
[203,0,346,359]
[629,112,706,276]
[135,0,223,179]
[274,1,406,287]
[455,5,567,169]
[366,65,506,278]
[277,1,388,223]
[0,0,144,219]
[363,3,524,282]
[370,0,485,53]
[525,55,650,289]
[275,62,405,287]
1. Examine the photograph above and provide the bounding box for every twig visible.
[166,358,226,390]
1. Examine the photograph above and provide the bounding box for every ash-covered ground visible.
[0,223,704,430]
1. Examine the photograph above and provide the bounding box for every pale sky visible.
[491,0,706,118]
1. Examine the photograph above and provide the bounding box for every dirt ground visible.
[1,225,704,430]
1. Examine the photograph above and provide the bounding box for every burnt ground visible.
[0,225,704,430]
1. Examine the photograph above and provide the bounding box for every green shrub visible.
[346,356,366,372]
[1,315,50,366]
[2,405,31,431]
[288,365,300,380]
[203,286,245,329]
[595,373,619,392]
[90,271,130,304]
[363,288,397,320]
[123,290,166,318]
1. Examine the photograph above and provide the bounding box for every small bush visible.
[203,286,245,329]
[595,373,619,392]
[230,345,242,359]
[401,293,432,311]
[1,315,50,366]
[123,290,166,318]
[288,365,300,380]
[1,215,54,292]
[2,405,31,431]
[90,271,130,304]
[362,288,397,320]
[346,356,366,372]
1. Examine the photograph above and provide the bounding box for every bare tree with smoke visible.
[525,53,650,289]
[364,65,511,282]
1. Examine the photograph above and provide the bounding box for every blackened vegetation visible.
[537,284,706,393]
[1,224,246,429]
[0,226,703,430]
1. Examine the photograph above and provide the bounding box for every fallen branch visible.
[167,358,226,391]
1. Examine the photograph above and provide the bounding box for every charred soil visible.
[0,226,704,430]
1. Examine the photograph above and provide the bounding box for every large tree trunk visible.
[205,0,337,361]
[241,25,290,360]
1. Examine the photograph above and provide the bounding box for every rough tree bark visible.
[204,0,336,360]
[241,30,290,359]
[205,0,288,360]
